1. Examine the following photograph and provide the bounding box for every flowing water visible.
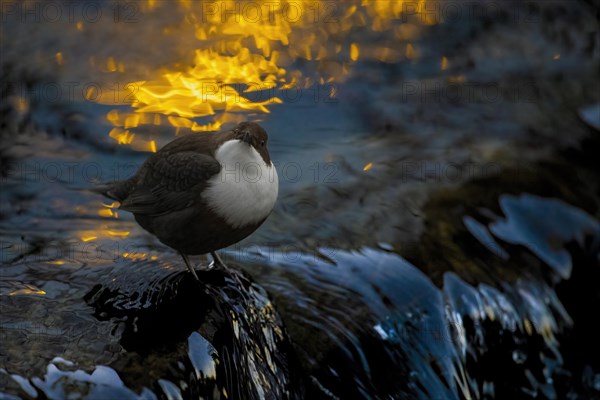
[1,1,600,399]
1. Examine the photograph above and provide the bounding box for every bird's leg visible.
[180,252,200,281]
[210,251,228,269]
[210,251,245,288]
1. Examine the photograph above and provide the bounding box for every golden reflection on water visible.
[77,0,440,151]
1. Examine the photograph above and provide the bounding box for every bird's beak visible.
[241,132,252,146]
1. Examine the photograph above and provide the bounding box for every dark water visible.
[2,1,600,399]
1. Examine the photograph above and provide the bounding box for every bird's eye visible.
[261,140,265,147]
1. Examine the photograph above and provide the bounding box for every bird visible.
[95,122,279,280]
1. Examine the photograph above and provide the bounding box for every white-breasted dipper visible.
[96,122,278,280]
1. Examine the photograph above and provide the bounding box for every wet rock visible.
[84,268,304,399]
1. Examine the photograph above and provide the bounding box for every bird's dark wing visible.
[119,151,221,216]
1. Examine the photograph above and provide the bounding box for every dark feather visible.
[119,151,221,216]
[90,178,136,202]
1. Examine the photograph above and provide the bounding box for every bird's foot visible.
[209,251,228,270]
[210,251,247,289]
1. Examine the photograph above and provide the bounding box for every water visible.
[2,1,600,399]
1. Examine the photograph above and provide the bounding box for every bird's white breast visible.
[203,140,278,228]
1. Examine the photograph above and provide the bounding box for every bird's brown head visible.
[230,122,271,164]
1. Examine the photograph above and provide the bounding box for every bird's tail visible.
[86,178,135,202]
[89,183,121,201]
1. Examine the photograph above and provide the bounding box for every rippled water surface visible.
[2,1,600,399]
